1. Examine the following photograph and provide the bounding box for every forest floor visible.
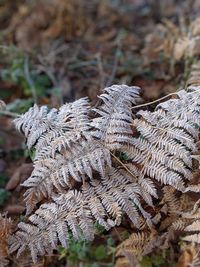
[0,1,200,266]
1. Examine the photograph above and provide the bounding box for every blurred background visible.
[0,0,200,109]
[0,1,200,266]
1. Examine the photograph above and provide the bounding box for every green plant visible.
[58,234,116,267]
[0,46,51,106]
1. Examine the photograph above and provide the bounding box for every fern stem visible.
[132,88,200,110]
[131,92,179,109]
[94,138,138,180]
[150,126,192,142]
[109,151,137,180]
[0,110,20,118]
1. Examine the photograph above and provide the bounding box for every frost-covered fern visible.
[123,87,200,191]
[9,167,153,262]
[11,84,200,262]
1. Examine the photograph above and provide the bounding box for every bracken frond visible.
[122,87,200,191]
[115,230,168,266]
[91,84,141,149]
[182,201,200,244]
[0,214,13,267]
[10,84,200,262]
[9,167,151,263]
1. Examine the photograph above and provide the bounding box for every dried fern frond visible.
[161,186,180,216]
[178,243,200,267]
[0,214,13,267]
[183,229,200,244]
[123,88,200,191]
[11,84,200,262]
[155,186,182,233]
[115,230,168,267]
[15,98,94,212]
[14,97,91,153]
[182,201,200,244]
[14,104,59,149]
[185,147,200,193]
[22,139,112,214]
[9,167,151,263]
[15,85,142,214]
[91,84,141,150]
[36,97,92,157]
[116,231,150,257]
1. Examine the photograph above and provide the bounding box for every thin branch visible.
[131,92,179,110]
[131,88,200,110]
[96,140,137,180]
[0,110,20,118]
[110,150,137,180]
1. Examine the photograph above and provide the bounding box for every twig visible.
[132,88,200,110]
[24,55,37,103]
[131,92,179,110]
[0,110,20,118]
[96,140,137,180]
[110,151,137,180]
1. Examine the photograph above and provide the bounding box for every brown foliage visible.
[0,214,13,267]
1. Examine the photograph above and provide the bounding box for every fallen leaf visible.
[6,163,33,190]
[4,204,25,215]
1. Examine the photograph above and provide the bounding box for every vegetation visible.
[0,1,200,266]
